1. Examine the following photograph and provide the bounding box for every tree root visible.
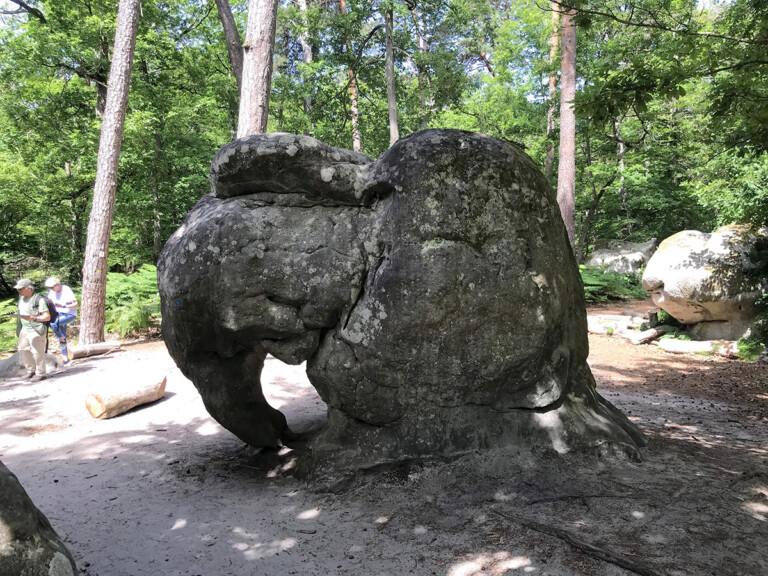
[490,508,663,576]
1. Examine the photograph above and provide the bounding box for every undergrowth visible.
[0,295,17,351]
[105,265,160,338]
[579,265,648,303]
[738,293,768,361]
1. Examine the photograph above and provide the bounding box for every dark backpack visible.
[15,294,59,344]
[33,293,59,326]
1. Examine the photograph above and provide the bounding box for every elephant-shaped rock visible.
[158,130,645,472]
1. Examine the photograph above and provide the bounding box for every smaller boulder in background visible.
[587,238,657,274]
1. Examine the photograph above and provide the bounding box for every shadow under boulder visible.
[158,130,646,475]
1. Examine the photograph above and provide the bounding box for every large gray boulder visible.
[158,130,645,472]
[587,238,656,273]
[642,225,768,339]
[0,460,77,576]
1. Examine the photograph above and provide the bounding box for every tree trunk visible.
[615,117,631,236]
[95,34,111,117]
[556,8,577,250]
[385,6,399,147]
[297,0,313,118]
[410,8,433,128]
[80,0,141,345]
[237,0,278,137]
[339,0,361,151]
[545,4,559,181]
[214,0,244,94]
[152,131,163,262]
[349,68,361,151]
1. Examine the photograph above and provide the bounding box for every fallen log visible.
[625,325,675,345]
[85,376,167,419]
[70,341,122,359]
[654,339,714,355]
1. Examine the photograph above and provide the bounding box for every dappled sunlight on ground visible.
[447,551,534,575]
[1,316,766,575]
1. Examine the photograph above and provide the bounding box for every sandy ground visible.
[1,301,767,576]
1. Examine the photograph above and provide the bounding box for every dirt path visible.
[1,302,766,576]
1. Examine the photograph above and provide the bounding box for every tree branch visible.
[174,2,216,41]
[541,0,765,46]
[7,0,46,23]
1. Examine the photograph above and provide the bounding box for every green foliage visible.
[659,331,693,341]
[1,0,766,301]
[104,265,160,337]
[0,295,18,352]
[691,152,768,228]
[736,337,765,362]
[656,310,682,328]
[639,309,683,332]
[579,265,648,302]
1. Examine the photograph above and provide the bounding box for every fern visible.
[579,265,648,303]
[104,265,160,337]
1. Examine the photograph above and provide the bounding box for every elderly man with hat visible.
[45,276,78,366]
[14,278,51,381]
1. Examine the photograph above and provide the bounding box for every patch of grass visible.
[579,265,648,303]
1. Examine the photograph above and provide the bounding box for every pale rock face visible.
[158,130,645,473]
[643,225,768,330]
[587,238,656,274]
[642,225,767,338]
[0,460,77,576]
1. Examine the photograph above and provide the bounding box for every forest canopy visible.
[0,0,766,292]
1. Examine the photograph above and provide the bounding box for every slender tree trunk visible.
[339,0,361,151]
[410,8,433,128]
[297,0,313,118]
[385,6,399,147]
[615,117,631,236]
[349,68,361,151]
[80,0,141,345]
[237,0,278,137]
[214,0,244,93]
[545,4,559,181]
[95,35,111,117]
[152,131,163,262]
[556,8,577,250]
[64,162,82,260]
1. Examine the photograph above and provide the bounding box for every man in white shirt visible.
[45,277,78,366]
